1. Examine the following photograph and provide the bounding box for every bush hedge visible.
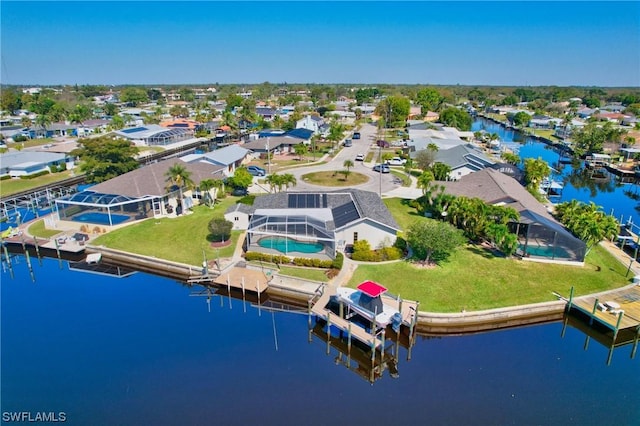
[20,170,50,179]
[245,251,344,270]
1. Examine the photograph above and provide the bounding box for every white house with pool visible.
[226,189,401,260]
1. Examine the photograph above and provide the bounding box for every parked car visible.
[385,157,407,166]
[373,164,390,173]
[343,139,352,147]
[355,153,365,161]
[247,165,266,176]
[231,187,249,196]
[352,132,361,140]
[376,140,390,148]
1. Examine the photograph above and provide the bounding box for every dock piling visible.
[589,298,599,326]
[326,311,331,355]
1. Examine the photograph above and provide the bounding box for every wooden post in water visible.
[3,243,11,266]
[241,276,246,313]
[307,299,313,343]
[606,345,615,366]
[53,238,62,268]
[631,326,640,360]
[257,281,261,316]
[326,311,331,355]
[2,243,14,279]
[24,249,35,282]
[347,322,352,368]
[589,298,599,326]
[583,335,590,351]
[227,276,232,310]
[612,310,625,342]
[567,286,574,312]
[32,237,42,266]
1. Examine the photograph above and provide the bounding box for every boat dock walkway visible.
[188,266,270,295]
[570,285,640,335]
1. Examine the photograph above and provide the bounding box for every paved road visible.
[264,122,406,195]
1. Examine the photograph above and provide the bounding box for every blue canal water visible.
[472,118,640,227]
[2,257,638,425]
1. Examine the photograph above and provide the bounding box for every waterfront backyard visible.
[88,195,631,312]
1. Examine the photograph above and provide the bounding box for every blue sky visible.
[1,1,639,86]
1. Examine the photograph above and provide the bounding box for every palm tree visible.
[199,178,221,207]
[281,173,297,191]
[164,163,194,213]
[35,114,51,138]
[265,174,281,193]
[294,143,307,161]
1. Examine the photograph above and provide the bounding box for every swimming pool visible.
[72,212,130,226]
[258,237,324,254]
[521,244,571,259]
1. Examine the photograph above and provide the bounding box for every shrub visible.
[393,237,407,252]
[19,170,50,179]
[208,218,233,242]
[331,252,344,269]
[0,175,11,181]
[13,135,27,142]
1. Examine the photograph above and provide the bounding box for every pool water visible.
[521,244,571,259]
[72,212,130,225]
[258,236,324,254]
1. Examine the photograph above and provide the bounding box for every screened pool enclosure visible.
[510,210,587,263]
[55,190,160,227]
[246,208,336,259]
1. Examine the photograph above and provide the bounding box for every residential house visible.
[115,124,195,146]
[226,189,400,259]
[181,144,250,176]
[442,168,586,263]
[0,151,72,178]
[296,115,327,135]
[55,160,226,228]
[433,144,496,181]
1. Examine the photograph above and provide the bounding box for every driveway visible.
[281,123,405,195]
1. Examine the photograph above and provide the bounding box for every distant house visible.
[55,160,225,228]
[0,151,72,178]
[256,107,277,120]
[180,144,251,176]
[115,124,195,146]
[76,119,110,137]
[296,115,326,135]
[442,168,586,263]
[225,189,400,259]
[433,144,496,181]
[576,108,597,119]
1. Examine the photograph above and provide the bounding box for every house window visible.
[235,216,239,221]
[353,232,358,243]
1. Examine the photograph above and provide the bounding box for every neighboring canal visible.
[2,258,638,425]
[472,117,640,227]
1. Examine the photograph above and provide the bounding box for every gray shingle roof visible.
[89,160,225,198]
[435,144,495,170]
[236,189,399,231]
[441,168,551,219]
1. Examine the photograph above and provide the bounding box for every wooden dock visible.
[188,266,270,295]
[570,286,640,336]
[310,287,384,349]
[308,286,419,350]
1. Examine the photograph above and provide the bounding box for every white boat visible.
[335,281,403,330]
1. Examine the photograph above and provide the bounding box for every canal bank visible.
[5,237,635,336]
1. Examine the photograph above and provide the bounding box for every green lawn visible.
[92,198,242,266]
[28,219,62,238]
[1,170,76,196]
[373,197,631,311]
[383,198,427,231]
[390,170,411,187]
[348,244,630,312]
[301,171,369,186]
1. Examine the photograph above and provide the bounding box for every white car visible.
[355,153,365,161]
[385,157,407,166]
